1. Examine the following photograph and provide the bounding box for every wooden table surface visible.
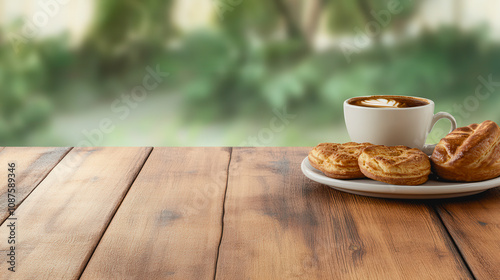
[1,147,499,279]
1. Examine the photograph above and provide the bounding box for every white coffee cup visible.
[344,95,457,154]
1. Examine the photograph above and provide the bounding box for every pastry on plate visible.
[431,120,500,182]
[358,145,431,185]
[308,142,373,179]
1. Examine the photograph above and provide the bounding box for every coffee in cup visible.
[344,95,457,154]
[348,95,429,108]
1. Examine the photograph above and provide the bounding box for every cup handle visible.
[422,112,457,155]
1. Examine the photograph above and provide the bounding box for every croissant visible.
[431,120,500,182]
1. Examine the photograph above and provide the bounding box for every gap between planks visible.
[66,147,478,279]
[77,147,154,279]
[213,147,475,279]
[432,205,477,280]
[213,147,233,280]
[0,147,73,227]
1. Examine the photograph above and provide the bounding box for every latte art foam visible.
[360,98,402,108]
[348,95,429,108]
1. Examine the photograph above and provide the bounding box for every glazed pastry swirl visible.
[431,120,500,182]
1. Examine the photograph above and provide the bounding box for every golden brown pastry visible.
[358,145,431,185]
[431,120,500,182]
[308,142,373,179]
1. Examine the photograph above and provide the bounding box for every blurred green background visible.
[1,0,500,146]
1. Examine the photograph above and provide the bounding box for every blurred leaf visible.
[263,71,305,107]
[326,0,416,35]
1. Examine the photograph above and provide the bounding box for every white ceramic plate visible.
[301,157,500,199]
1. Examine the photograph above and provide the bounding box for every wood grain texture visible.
[80,147,231,280]
[0,147,71,223]
[216,147,472,280]
[437,188,500,280]
[0,147,151,280]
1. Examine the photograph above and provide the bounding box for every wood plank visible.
[0,147,151,279]
[80,147,231,280]
[216,147,472,279]
[436,188,500,279]
[0,147,71,223]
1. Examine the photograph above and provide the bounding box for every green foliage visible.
[326,0,416,34]
[0,27,61,144]
[82,0,176,78]
[171,30,238,98]
[216,0,280,37]
[1,1,500,145]
[87,0,176,51]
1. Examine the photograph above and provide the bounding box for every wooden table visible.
[1,147,499,279]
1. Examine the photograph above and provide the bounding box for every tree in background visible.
[1,0,499,145]
[82,0,176,76]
